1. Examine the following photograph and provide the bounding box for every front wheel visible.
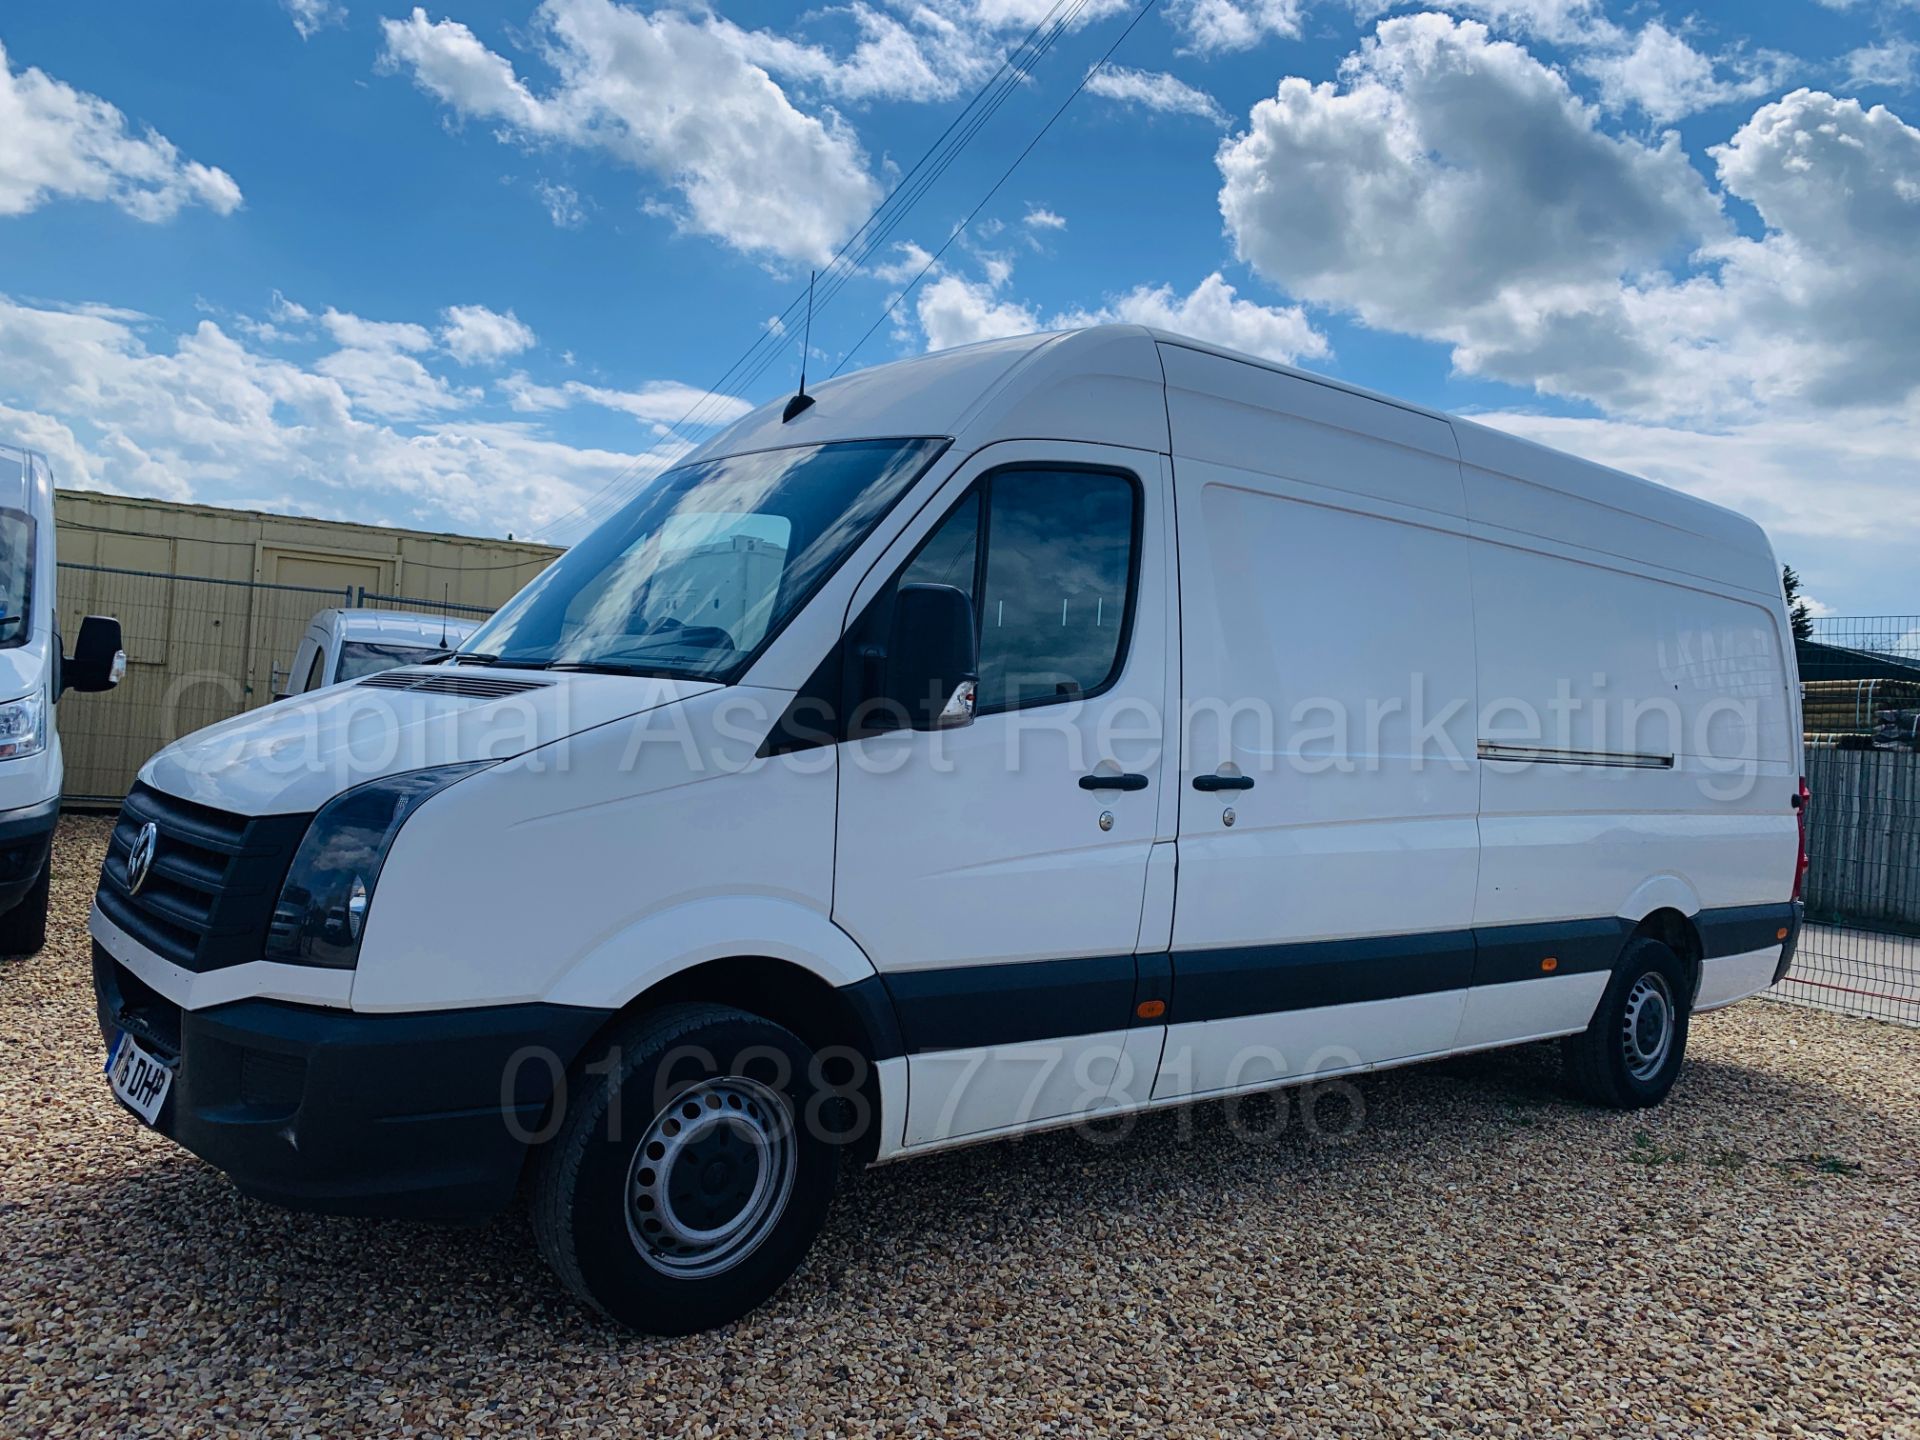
[1562,937,1691,1108]
[531,1003,840,1334]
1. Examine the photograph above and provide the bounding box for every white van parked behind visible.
[0,443,124,954]
[278,608,480,698]
[89,329,1805,1332]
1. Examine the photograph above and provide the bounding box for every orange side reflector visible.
[1136,999,1167,1020]
[1777,927,1790,941]
[1540,957,1559,973]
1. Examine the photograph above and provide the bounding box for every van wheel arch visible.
[1628,908,1702,1007]
[537,955,895,1166]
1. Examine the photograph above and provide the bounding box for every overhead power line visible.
[831,0,1164,379]
[522,0,1102,546]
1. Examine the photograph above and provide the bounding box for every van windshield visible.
[462,437,948,681]
[0,508,33,649]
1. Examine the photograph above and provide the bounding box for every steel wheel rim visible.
[1620,971,1675,1081]
[625,1076,797,1279]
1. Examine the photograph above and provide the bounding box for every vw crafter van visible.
[91,328,1805,1333]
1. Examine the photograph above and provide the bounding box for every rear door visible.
[1154,346,1482,1103]
[833,441,1176,1147]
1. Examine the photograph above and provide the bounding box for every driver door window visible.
[891,467,1138,713]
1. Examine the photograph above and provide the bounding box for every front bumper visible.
[0,795,57,912]
[93,942,610,1220]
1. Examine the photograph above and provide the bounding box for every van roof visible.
[328,608,480,646]
[690,324,1774,573]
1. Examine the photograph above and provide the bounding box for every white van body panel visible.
[351,685,841,1012]
[1157,344,1482,1097]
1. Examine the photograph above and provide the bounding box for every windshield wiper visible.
[448,652,504,666]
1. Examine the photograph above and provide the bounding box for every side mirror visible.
[64,615,126,694]
[881,583,978,731]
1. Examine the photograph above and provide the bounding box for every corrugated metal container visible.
[53,490,560,803]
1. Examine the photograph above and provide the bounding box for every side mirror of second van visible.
[882,583,978,732]
[64,615,126,694]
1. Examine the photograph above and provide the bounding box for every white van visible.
[0,444,124,953]
[278,608,481,699]
[89,328,1805,1332]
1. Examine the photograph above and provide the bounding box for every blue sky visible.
[1,0,1916,612]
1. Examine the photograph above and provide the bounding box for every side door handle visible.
[1192,773,1255,792]
[1080,772,1150,792]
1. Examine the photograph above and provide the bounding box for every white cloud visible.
[441,304,537,364]
[1846,38,1917,90]
[1170,0,1307,54]
[1220,16,1723,384]
[499,371,571,413]
[282,0,346,39]
[914,261,1328,367]
[321,308,433,352]
[497,371,752,430]
[1359,0,1619,47]
[1085,65,1228,124]
[1222,19,1920,431]
[0,39,242,221]
[315,345,479,420]
[1579,23,1788,123]
[563,379,753,428]
[379,0,882,266]
[1023,206,1068,231]
[914,275,1043,352]
[1061,273,1329,365]
[869,239,937,285]
[0,292,689,536]
[535,178,585,227]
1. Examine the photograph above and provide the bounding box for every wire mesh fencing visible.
[1775,615,1920,1025]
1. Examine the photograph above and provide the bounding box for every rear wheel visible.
[531,1002,839,1334]
[0,858,51,956]
[1562,937,1691,1108]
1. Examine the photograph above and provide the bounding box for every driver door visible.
[833,442,1176,1148]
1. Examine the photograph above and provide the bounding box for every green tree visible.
[1782,565,1814,642]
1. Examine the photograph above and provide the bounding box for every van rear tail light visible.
[1791,775,1810,902]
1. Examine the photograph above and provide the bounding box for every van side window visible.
[890,467,1138,715]
[303,646,326,694]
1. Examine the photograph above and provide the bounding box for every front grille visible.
[96,784,311,972]
[358,670,549,699]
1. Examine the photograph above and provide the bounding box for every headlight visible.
[0,691,45,760]
[265,761,494,969]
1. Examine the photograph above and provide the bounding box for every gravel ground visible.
[4,816,1918,1439]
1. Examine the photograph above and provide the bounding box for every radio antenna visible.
[783,270,818,423]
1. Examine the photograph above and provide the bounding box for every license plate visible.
[107,1029,174,1126]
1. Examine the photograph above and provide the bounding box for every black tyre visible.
[0,858,51,957]
[531,1002,839,1334]
[1562,936,1691,1108]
